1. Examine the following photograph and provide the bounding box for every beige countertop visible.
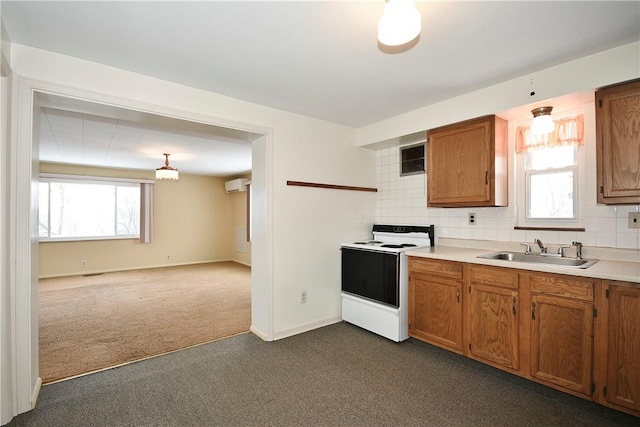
[406,244,640,284]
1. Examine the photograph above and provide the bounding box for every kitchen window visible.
[39,174,153,242]
[516,113,584,227]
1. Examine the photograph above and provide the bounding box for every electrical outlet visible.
[301,291,307,304]
[81,260,87,268]
[468,213,477,225]
[629,212,640,229]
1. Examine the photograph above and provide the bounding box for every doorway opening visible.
[30,89,269,382]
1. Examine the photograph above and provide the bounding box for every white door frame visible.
[6,75,274,417]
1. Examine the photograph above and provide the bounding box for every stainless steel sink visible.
[477,251,598,269]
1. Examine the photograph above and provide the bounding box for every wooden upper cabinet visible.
[596,78,640,204]
[427,115,508,207]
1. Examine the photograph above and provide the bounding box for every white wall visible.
[10,42,376,333]
[7,44,376,418]
[357,42,640,148]
[361,41,640,253]
[4,36,639,423]
[0,10,15,424]
[374,102,640,250]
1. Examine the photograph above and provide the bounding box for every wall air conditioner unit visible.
[225,178,248,193]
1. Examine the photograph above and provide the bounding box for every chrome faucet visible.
[572,241,583,259]
[534,238,547,254]
[558,244,572,257]
[520,242,532,254]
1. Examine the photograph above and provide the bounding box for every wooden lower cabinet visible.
[468,265,519,370]
[604,282,640,412]
[408,258,464,353]
[409,273,463,353]
[530,294,593,396]
[408,258,640,418]
[528,273,595,398]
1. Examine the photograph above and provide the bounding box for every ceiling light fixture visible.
[530,106,554,136]
[377,0,421,47]
[155,153,179,180]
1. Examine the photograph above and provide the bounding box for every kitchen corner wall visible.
[374,106,640,251]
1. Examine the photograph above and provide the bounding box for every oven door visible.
[341,247,399,307]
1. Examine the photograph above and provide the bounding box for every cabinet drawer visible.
[529,274,594,301]
[409,257,463,280]
[469,265,518,289]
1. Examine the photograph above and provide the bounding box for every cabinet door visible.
[469,284,519,370]
[596,79,640,204]
[530,294,593,396]
[606,284,640,411]
[427,118,492,206]
[409,273,463,353]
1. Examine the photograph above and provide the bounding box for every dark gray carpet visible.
[8,322,640,426]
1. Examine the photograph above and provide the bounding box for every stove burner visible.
[353,240,383,245]
[380,243,419,248]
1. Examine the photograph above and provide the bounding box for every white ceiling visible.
[2,1,639,175]
[36,93,259,176]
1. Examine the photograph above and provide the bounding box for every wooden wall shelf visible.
[286,180,377,192]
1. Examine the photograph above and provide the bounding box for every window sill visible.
[40,237,139,243]
[514,226,585,232]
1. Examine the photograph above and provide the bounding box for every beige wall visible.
[39,163,239,277]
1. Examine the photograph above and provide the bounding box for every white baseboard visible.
[249,325,269,341]
[273,316,343,341]
[31,377,42,409]
[39,259,249,279]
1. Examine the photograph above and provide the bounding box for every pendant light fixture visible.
[530,106,554,136]
[377,0,421,47]
[155,153,179,180]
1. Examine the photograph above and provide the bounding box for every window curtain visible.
[140,182,154,243]
[516,114,584,153]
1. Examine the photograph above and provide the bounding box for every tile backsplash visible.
[375,145,640,250]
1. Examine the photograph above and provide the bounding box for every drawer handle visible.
[512,296,517,315]
[485,170,488,185]
[531,302,536,320]
[456,288,460,303]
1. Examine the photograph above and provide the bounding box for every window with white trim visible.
[516,113,584,226]
[39,174,153,242]
[525,145,577,220]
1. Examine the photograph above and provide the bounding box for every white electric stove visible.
[341,224,435,342]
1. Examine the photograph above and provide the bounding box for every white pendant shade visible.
[530,106,554,136]
[155,168,179,180]
[377,0,421,46]
[155,153,179,180]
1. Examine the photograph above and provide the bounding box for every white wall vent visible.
[225,178,248,193]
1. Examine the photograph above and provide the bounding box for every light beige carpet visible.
[39,261,251,384]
